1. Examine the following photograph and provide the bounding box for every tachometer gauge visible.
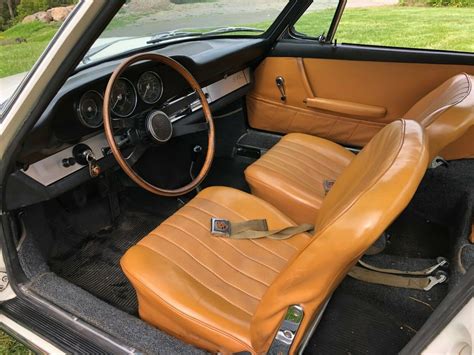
[110,77,137,117]
[137,71,163,104]
[77,90,103,128]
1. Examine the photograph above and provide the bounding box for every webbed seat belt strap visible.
[210,218,314,240]
[348,266,448,291]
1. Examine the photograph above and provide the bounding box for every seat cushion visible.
[120,186,311,353]
[244,133,355,225]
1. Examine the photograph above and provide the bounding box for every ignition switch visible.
[72,144,101,178]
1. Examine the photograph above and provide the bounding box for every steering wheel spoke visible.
[111,116,136,130]
[125,142,148,166]
[172,122,209,138]
[161,90,200,119]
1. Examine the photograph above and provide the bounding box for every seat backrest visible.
[404,73,474,160]
[251,120,429,353]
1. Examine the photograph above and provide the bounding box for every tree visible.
[6,0,16,19]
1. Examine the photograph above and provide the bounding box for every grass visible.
[0,21,59,78]
[106,12,146,31]
[0,329,34,354]
[254,6,474,52]
[1,6,474,78]
[317,7,474,52]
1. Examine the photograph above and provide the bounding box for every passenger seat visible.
[245,73,474,224]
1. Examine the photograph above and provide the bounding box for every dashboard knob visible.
[62,157,76,168]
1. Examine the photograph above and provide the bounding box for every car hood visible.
[0,72,27,108]
[0,36,153,106]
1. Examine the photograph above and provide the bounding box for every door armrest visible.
[305,97,387,119]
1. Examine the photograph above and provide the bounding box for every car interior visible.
[2,1,474,354]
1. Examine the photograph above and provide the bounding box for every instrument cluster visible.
[75,70,163,128]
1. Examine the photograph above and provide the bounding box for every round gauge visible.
[110,77,137,117]
[137,71,163,104]
[77,90,103,128]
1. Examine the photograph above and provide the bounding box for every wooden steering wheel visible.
[103,53,215,196]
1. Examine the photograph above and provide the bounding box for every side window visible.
[335,0,474,53]
[293,0,340,41]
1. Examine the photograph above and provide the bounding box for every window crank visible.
[83,149,101,178]
[275,76,286,101]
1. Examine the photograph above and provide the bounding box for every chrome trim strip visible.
[297,297,331,354]
[171,68,250,122]
[327,0,347,43]
[0,314,65,354]
[19,285,137,353]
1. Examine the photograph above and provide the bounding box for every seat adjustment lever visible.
[268,305,304,354]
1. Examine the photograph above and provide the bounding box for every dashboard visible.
[7,38,267,210]
[23,68,250,186]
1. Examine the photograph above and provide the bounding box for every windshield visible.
[0,0,289,114]
[81,0,289,64]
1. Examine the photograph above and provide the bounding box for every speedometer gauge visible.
[110,77,137,117]
[77,90,103,128]
[137,71,163,104]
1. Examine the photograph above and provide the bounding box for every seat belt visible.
[357,257,448,276]
[349,266,448,291]
[210,218,314,240]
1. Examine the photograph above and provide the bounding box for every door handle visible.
[275,76,286,101]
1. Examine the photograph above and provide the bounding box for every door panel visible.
[247,54,474,157]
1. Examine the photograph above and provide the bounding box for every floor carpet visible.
[49,211,160,315]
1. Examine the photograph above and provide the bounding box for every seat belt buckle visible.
[323,179,335,195]
[210,218,231,237]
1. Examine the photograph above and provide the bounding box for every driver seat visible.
[121,119,428,354]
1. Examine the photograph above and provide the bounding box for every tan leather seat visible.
[404,73,474,160]
[245,73,474,224]
[245,133,354,224]
[121,120,428,354]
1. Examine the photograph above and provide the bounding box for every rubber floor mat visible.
[49,212,160,315]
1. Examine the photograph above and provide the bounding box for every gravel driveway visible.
[105,0,397,38]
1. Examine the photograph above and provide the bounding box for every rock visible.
[35,11,52,23]
[65,5,75,12]
[22,14,37,24]
[48,7,69,22]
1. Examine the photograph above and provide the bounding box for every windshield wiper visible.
[204,26,264,35]
[147,26,264,45]
[147,30,202,44]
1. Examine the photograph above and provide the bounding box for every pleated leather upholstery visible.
[404,73,474,160]
[245,133,354,224]
[121,120,428,354]
[252,120,428,352]
[121,187,311,353]
[245,74,474,223]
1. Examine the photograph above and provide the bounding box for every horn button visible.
[146,110,173,143]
